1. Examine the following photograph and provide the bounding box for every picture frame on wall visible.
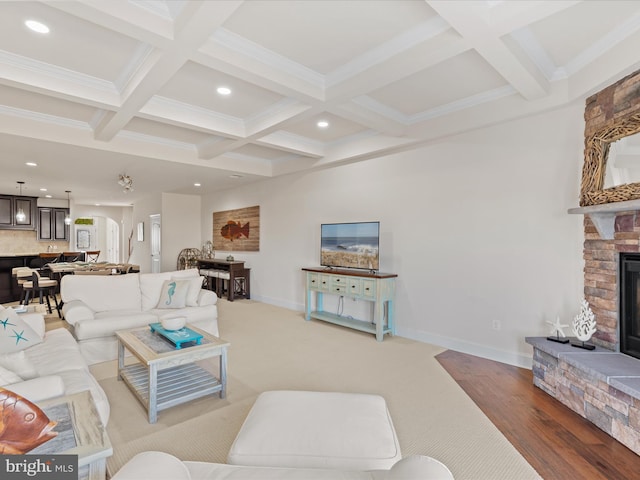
[137,222,144,241]
[212,205,260,252]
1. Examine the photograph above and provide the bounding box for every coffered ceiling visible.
[1,0,640,205]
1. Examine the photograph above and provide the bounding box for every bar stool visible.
[85,250,100,262]
[62,251,85,262]
[198,269,218,291]
[216,271,231,298]
[13,267,37,305]
[31,252,61,270]
[233,268,251,299]
[22,271,60,316]
[216,269,250,301]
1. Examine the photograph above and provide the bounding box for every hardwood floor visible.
[436,350,640,480]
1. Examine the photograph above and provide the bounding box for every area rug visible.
[96,299,541,479]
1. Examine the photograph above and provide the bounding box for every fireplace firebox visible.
[619,252,640,360]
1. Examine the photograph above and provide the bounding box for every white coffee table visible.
[115,324,230,423]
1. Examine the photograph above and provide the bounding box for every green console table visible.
[302,267,397,341]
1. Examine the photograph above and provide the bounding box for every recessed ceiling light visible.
[25,20,50,34]
[45,195,52,198]
[317,120,329,128]
[95,204,101,206]
[217,86,231,95]
[229,174,243,179]
[40,188,47,192]
[25,162,37,167]
[194,183,201,187]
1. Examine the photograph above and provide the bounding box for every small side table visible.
[34,391,112,480]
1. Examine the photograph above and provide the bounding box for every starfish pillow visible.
[0,308,43,354]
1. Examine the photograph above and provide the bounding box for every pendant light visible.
[15,181,26,222]
[64,190,72,225]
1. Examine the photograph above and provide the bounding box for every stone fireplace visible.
[527,69,640,456]
[584,212,640,352]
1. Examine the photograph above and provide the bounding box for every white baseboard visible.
[396,326,533,369]
[249,297,534,369]
[249,294,302,312]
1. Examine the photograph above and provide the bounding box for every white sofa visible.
[61,269,219,365]
[111,451,454,480]
[0,306,110,426]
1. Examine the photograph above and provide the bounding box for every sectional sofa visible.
[61,268,218,365]
[0,305,109,425]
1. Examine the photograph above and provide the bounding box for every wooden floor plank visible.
[436,350,640,480]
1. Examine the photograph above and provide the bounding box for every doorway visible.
[150,214,161,273]
[73,216,119,263]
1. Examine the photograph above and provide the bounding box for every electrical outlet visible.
[492,319,501,331]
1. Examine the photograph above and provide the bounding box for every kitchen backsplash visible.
[0,230,69,254]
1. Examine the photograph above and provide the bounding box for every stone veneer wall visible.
[529,339,640,455]
[583,212,640,351]
[529,212,640,456]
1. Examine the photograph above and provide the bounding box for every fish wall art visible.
[213,206,260,252]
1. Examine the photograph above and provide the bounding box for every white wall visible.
[200,103,586,367]
[161,193,202,272]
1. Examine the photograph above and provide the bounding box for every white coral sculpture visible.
[573,299,596,342]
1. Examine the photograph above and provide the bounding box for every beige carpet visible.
[91,299,541,479]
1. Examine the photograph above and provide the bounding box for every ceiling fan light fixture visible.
[118,174,134,192]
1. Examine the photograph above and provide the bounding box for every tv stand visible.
[302,267,397,341]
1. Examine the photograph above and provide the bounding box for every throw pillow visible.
[172,275,203,307]
[0,307,43,354]
[0,365,22,386]
[156,279,190,309]
[0,351,38,379]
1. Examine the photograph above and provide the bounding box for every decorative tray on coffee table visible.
[149,323,203,349]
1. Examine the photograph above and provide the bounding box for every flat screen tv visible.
[320,221,380,271]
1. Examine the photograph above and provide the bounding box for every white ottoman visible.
[227,390,402,470]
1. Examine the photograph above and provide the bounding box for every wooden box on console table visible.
[302,267,397,341]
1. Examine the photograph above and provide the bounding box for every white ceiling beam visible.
[198,138,249,160]
[140,96,245,139]
[485,1,581,36]
[47,0,175,47]
[93,1,243,141]
[428,0,549,100]
[255,131,324,158]
[245,102,313,138]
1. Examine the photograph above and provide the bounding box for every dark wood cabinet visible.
[37,207,70,241]
[0,195,36,230]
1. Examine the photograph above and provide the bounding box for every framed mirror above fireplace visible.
[580,69,640,206]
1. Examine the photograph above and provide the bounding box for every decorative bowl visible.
[161,316,186,331]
